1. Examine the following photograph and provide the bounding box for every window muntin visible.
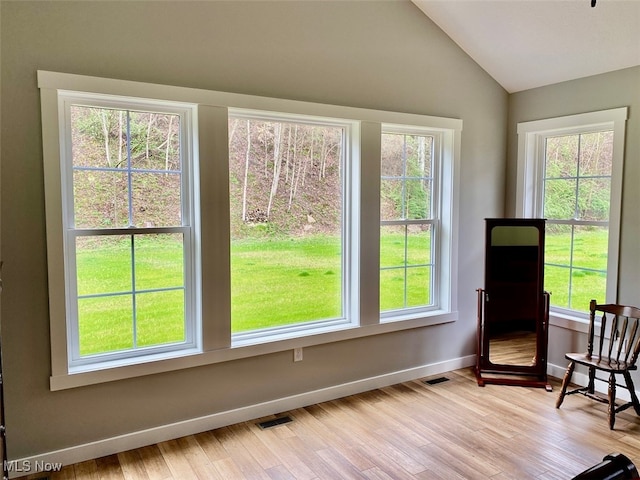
[542,130,613,312]
[61,97,197,366]
[70,106,183,228]
[380,129,437,314]
[228,112,349,335]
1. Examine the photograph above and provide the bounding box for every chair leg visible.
[608,372,617,430]
[556,361,575,409]
[622,371,640,416]
[587,366,596,394]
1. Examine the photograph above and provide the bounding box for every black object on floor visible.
[571,453,639,480]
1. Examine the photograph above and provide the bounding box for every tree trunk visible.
[284,125,292,183]
[267,123,282,218]
[288,125,299,211]
[165,115,174,172]
[242,119,251,222]
[302,131,312,187]
[320,131,327,179]
[418,135,427,192]
[101,110,112,166]
[229,118,239,146]
[117,111,123,168]
[145,114,154,165]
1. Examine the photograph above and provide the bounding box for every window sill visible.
[50,310,457,391]
[549,311,590,334]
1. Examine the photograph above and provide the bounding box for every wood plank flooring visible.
[16,368,640,479]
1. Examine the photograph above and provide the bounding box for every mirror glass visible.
[489,331,537,366]
[487,225,539,367]
[491,225,539,247]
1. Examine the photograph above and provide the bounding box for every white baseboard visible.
[547,361,571,383]
[9,355,476,478]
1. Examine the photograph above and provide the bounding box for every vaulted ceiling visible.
[412,0,640,93]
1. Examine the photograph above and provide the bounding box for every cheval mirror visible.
[476,218,551,391]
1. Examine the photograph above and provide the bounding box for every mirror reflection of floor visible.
[489,331,537,366]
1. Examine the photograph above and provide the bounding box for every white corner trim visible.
[10,355,476,477]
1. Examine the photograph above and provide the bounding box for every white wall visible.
[0,0,507,461]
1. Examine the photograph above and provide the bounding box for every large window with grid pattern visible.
[517,108,627,316]
[380,128,439,315]
[59,94,198,368]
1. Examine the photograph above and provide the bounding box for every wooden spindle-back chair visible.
[556,300,640,429]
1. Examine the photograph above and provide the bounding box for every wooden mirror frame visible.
[475,218,551,391]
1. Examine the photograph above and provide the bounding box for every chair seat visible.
[565,352,638,373]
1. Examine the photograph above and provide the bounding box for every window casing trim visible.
[53,310,459,390]
[38,71,462,131]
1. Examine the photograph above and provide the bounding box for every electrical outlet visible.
[294,347,303,362]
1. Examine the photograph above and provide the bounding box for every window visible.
[39,71,461,388]
[517,108,627,316]
[380,127,438,315]
[58,94,198,368]
[227,111,352,339]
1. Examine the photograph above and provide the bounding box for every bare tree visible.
[288,125,299,211]
[164,115,174,172]
[100,110,112,166]
[319,130,327,179]
[284,125,292,184]
[262,123,270,179]
[267,123,283,218]
[117,111,124,168]
[242,119,251,222]
[229,118,239,146]
[301,129,313,187]
[145,114,154,165]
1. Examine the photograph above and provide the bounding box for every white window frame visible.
[39,70,461,390]
[50,92,202,372]
[380,125,443,320]
[227,108,358,346]
[516,107,627,321]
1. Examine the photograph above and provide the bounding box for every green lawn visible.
[76,234,347,355]
[76,235,186,355]
[230,235,342,331]
[74,228,608,356]
[544,227,609,312]
[380,229,432,311]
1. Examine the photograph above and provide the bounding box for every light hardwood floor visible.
[17,368,640,480]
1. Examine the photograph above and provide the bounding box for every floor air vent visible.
[257,415,293,429]
[424,376,449,385]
